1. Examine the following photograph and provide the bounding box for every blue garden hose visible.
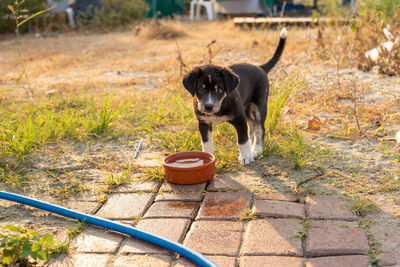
[0,191,218,267]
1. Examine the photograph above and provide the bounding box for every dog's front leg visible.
[230,117,254,164]
[199,122,214,154]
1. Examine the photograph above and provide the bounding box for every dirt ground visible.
[0,20,399,264]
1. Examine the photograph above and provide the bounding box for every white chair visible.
[47,0,76,29]
[190,0,216,21]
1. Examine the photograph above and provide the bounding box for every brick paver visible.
[144,201,199,219]
[306,195,357,220]
[183,220,244,256]
[306,255,370,267]
[55,180,396,267]
[115,181,161,193]
[370,219,400,259]
[113,255,171,267]
[239,256,304,267]
[306,220,369,257]
[255,193,304,203]
[120,218,190,254]
[159,182,207,192]
[196,192,252,220]
[206,175,247,191]
[253,199,305,219]
[96,193,153,219]
[47,253,111,266]
[155,192,204,202]
[63,201,100,215]
[377,253,400,266]
[242,218,303,256]
[174,256,237,267]
[71,227,123,253]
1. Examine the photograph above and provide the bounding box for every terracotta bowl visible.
[163,151,216,185]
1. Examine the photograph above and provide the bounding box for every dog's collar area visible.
[199,111,217,116]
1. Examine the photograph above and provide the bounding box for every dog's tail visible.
[260,27,287,74]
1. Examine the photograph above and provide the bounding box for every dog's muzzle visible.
[204,103,214,112]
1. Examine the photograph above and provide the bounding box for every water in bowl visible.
[168,158,206,168]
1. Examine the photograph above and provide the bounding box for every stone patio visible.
[46,178,399,267]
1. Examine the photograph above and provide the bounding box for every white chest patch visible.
[198,115,232,125]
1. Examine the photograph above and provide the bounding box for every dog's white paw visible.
[238,141,254,164]
[252,144,263,158]
[239,153,255,164]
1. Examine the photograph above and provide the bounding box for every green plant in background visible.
[139,166,165,182]
[359,0,400,19]
[294,219,312,240]
[104,172,132,188]
[0,225,55,266]
[7,0,53,96]
[76,0,149,29]
[265,74,303,135]
[281,127,325,169]
[238,209,255,221]
[0,95,122,162]
[49,221,87,256]
[87,98,124,136]
[156,129,201,152]
[352,0,400,75]
[1,0,47,33]
[0,114,48,161]
[351,197,378,216]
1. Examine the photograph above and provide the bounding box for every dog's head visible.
[182,65,239,114]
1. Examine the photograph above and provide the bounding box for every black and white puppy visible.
[182,28,287,164]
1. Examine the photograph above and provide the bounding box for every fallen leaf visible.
[307,116,322,131]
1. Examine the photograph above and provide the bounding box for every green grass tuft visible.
[351,198,378,216]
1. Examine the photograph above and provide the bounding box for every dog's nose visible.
[204,104,214,112]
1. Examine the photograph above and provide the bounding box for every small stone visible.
[196,192,252,220]
[239,256,304,267]
[144,201,199,219]
[253,200,305,219]
[306,255,370,267]
[242,219,303,256]
[183,221,244,256]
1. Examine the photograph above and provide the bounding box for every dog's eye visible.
[214,86,223,93]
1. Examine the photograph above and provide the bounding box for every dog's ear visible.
[182,67,201,96]
[221,67,239,94]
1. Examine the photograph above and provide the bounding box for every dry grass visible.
[144,20,187,40]
[353,4,400,75]
[0,20,399,262]
[0,19,399,216]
